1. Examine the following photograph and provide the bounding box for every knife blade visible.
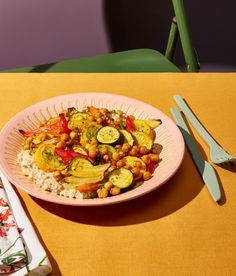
[171,107,221,202]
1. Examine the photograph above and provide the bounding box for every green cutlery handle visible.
[171,107,203,170]
[174,95,218,147]
[171,107,221,202]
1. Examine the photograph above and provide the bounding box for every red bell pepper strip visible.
[55,148,93,164]
[125,116,136,132]
[59,113,70,134]
[19,113,70,137]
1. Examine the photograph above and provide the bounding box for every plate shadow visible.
[31,150,205,226]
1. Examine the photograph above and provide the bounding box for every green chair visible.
[3,0,199,73]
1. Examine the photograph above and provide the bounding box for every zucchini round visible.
[132,131,153,150]
[108,168,134,189]
[68,111,89,130]
[34,144,63,172]
[80,122,102,146]
[97,126,121,144]
[68,156,93,174]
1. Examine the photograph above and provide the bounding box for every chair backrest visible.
[172,0,199,71]
[2,0,199,72]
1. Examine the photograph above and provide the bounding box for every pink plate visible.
[0,93,184,206]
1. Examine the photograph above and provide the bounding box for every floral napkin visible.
[0,170,52,275]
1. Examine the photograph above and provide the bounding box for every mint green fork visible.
[174,95,236,165]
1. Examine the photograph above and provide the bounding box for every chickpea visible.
[97,188,109,198]
[135,172,143,180]
[56,140,66,149]
[53,170,61,179]
[131,167,140,177]
[115,117,122,125]
[104,181,113,191]
[129,147,138,156]
[96,117,103,124]
[141,155,151,165]
[90,138,98,146]
[139,146,149,155]
[99,147,108,156]
[115,145,122,151]
[100,108,109,115]
[106,119,112,125]
[143,171,152,181]
[117,110,123,116]
[150,154,159,164]
[112,152,121,161]
[94,111,102,119]
[88,148,97,158]
[103,154,110,162]
[61,133,69,141]
[122,143,131,153]
[134,161,142,168]
[116,160,125,168]
[85,143,91,150]
[133,145,139,150]
[69,131,78,140]
[118,151,125,158]
[88,115,95,121]
[111,159,117,166]
[110,186,121,196]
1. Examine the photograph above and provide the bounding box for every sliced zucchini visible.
[120,129,134,146]
[80,122,102,146]
[122,156,146,173]
[144,119,162,129]
[68,112,88,130]
[97,144,116,157]
[69,163,110,177]
[134,120,152,135]
[108,168,134,189]
[68,157,93,174]
[34,144,63,172]
[96,126,121,144]
[132,131,153,150]
[72,145,88,155]
[69,112,87,121]
[68,119,89,131]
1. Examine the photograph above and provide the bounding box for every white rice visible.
[17,150,83,199]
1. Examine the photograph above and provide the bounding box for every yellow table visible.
[0,73,236,276]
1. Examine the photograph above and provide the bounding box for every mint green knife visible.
[171,107,221,202]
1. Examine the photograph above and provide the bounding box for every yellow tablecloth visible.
[0,73,236,276]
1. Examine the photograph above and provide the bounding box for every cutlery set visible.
[171,95,235,203]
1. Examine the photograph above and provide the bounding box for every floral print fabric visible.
[0,179,27,274]
[0,171,51,275]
